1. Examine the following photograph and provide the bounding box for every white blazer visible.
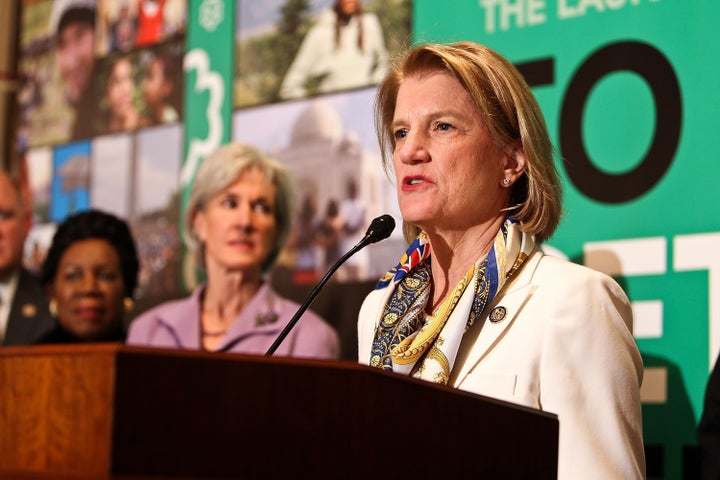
[358,248,646,479]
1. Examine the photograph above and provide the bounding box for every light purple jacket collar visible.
[157,283,285,350]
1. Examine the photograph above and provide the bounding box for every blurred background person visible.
[286,193,319,285]
[127,143,340,358]
[357,42,644,479]
[279,0,388,99]
[315,199,342,273]
[139,52,179,126]
[39,209,139,343]
[0,171,54,345]
[102,55,140,134]
[108,0,137,53]
[135,0,166,47]
[336,177,365,281]
[49,0,100,141]
[699,351,720,479]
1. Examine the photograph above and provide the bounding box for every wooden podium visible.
[0,344,558,479]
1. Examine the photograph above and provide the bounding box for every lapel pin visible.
[489,306,507,323]
[255,312,278,327]
[21,304,37,318]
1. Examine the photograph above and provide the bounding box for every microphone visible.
[265,214,396,355]
[354,213,396,248]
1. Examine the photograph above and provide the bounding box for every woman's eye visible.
[220,198,238,208]
[98,270,120,281]
[251,201,272,214]
[0,208,14,221]
[393,128,408,140]
[63,270,82,281]
[436,122,452,132]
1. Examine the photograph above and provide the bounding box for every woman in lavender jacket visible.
[127,143,339,358]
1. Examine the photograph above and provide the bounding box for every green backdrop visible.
[412,0,719,477]
[183,1,717,477]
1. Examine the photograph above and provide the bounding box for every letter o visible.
[560,41,682,203]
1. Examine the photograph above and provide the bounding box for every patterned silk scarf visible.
[369,218,535,384]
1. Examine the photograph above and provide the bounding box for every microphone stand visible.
[265,237,369,356]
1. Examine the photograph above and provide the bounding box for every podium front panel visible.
[0,345,558,479]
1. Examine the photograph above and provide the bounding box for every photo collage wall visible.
[19,0,187,299]
[17,0,412,299]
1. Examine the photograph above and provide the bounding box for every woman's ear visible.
[192,210,207,243]
[501,146,527,187]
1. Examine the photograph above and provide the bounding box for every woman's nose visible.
[395,132,430,164]
[79,273,100,291]
[234,202,254,230]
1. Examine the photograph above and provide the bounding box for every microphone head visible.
[365,214,396,244]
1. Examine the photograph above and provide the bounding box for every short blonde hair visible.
[184,142,294,272]
[375,41,562,243]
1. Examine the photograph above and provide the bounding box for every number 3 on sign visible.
[181,48,225,186]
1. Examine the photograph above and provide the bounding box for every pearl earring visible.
[503,178,510,186]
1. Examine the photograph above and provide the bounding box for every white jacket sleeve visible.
[538,264,646,479]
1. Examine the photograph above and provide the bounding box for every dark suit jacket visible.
[699,353,720,480]
[3,268,55,345]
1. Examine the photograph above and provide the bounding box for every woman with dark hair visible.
[103,55,140,134]
[279,0,388,99]
[139,52,179,126]
[39,209,139,343]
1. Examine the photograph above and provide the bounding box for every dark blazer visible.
[3,268,55,345]
[699,353,720,480]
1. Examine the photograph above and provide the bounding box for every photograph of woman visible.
[279,0,388,100]
[102,54,140,134]
[139,51,180,127]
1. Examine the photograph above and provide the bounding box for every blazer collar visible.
[222,283,284,340]
[158,283,284,350]
[156,286,204,349]
[450,248,544,387]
